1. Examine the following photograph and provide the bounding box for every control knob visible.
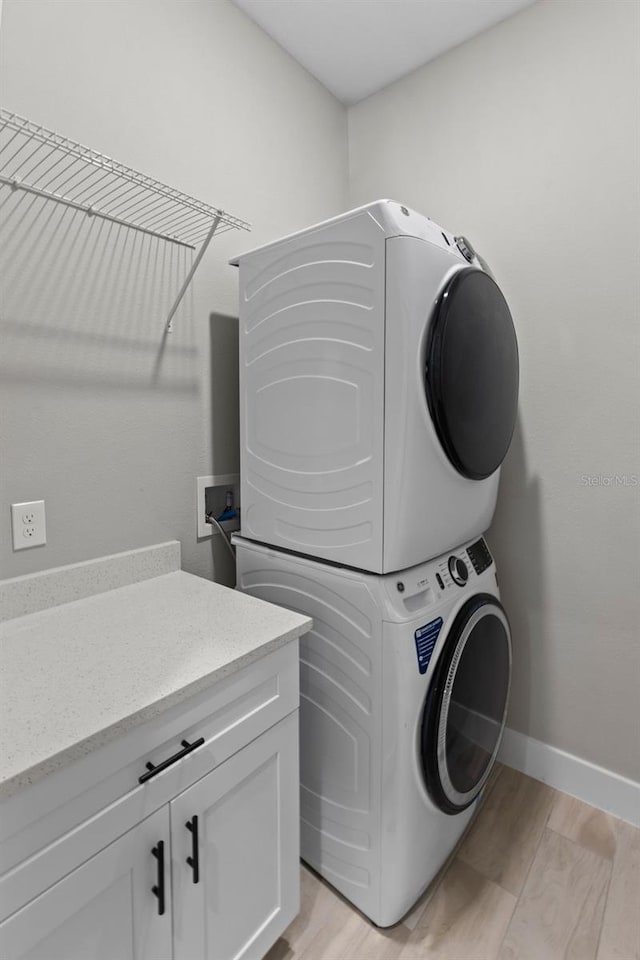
[455,235,476,263]
[448,555,469,586]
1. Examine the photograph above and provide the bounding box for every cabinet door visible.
[172,711,299,960]
[0,806,171,960]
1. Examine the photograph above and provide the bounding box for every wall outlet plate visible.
[11,500,47,550]
[196,475,240,539]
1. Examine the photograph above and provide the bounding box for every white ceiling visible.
[232,0,536,105]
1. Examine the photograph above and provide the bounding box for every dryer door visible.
[420,594,511,814]
[425,268,519,480]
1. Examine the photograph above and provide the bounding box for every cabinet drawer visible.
[0,641,299,912]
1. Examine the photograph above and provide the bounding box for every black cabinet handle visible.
[186,815,200,884]
[151,840,165,915]
[139,737,205,784]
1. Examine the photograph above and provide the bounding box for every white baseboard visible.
[498,727,640,827]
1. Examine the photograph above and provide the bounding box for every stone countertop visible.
[0,565,311,800]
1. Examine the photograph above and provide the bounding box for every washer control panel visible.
[385,537,494,613]
[434,538,493,590]
[466,537,493,575]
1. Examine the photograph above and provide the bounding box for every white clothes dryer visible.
[232,200,519,573]
[234,534,512,927]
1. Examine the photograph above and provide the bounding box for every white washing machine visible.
[234,534,512,927]
[232,199,519,574]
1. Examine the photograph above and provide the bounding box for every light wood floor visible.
[266,766,640,960]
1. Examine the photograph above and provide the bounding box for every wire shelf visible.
[0,109,251,328]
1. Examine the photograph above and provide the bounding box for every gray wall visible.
[348,0,640,780]
[0,0,348,583]
[2,0,638,784]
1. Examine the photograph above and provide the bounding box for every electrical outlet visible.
[11,500,46,550]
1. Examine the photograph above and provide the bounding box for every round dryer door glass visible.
[425,269,519,480]
[421,596,511,814]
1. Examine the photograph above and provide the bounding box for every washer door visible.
[421,595,512,814]
[425,268,519,480]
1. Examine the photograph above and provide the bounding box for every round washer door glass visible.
[426,269,519,480]
[421,596,511,814]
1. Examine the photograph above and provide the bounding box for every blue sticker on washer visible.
[414,618,443,674]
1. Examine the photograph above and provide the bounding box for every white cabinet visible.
[172,713,299,960]
[0,643,301,960]
[0,807,171,960]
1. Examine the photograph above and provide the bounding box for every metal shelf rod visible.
[72,172,138,209]
[0,176,196,249]
[165,214,221,331]
[37,154,91,192]
[0,109,251,331]
[144,205,208,236]
[1,112,250,229]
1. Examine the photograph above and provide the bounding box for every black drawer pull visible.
[186,815,200,884]
[139,737,205,784]
[151,840,165,915]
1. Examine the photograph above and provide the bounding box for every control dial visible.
[448,555,469,586]
[455,235,476,263]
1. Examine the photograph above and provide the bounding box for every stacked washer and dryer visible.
[231,200,519,927]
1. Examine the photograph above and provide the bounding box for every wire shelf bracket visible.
[0,109,251,331]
